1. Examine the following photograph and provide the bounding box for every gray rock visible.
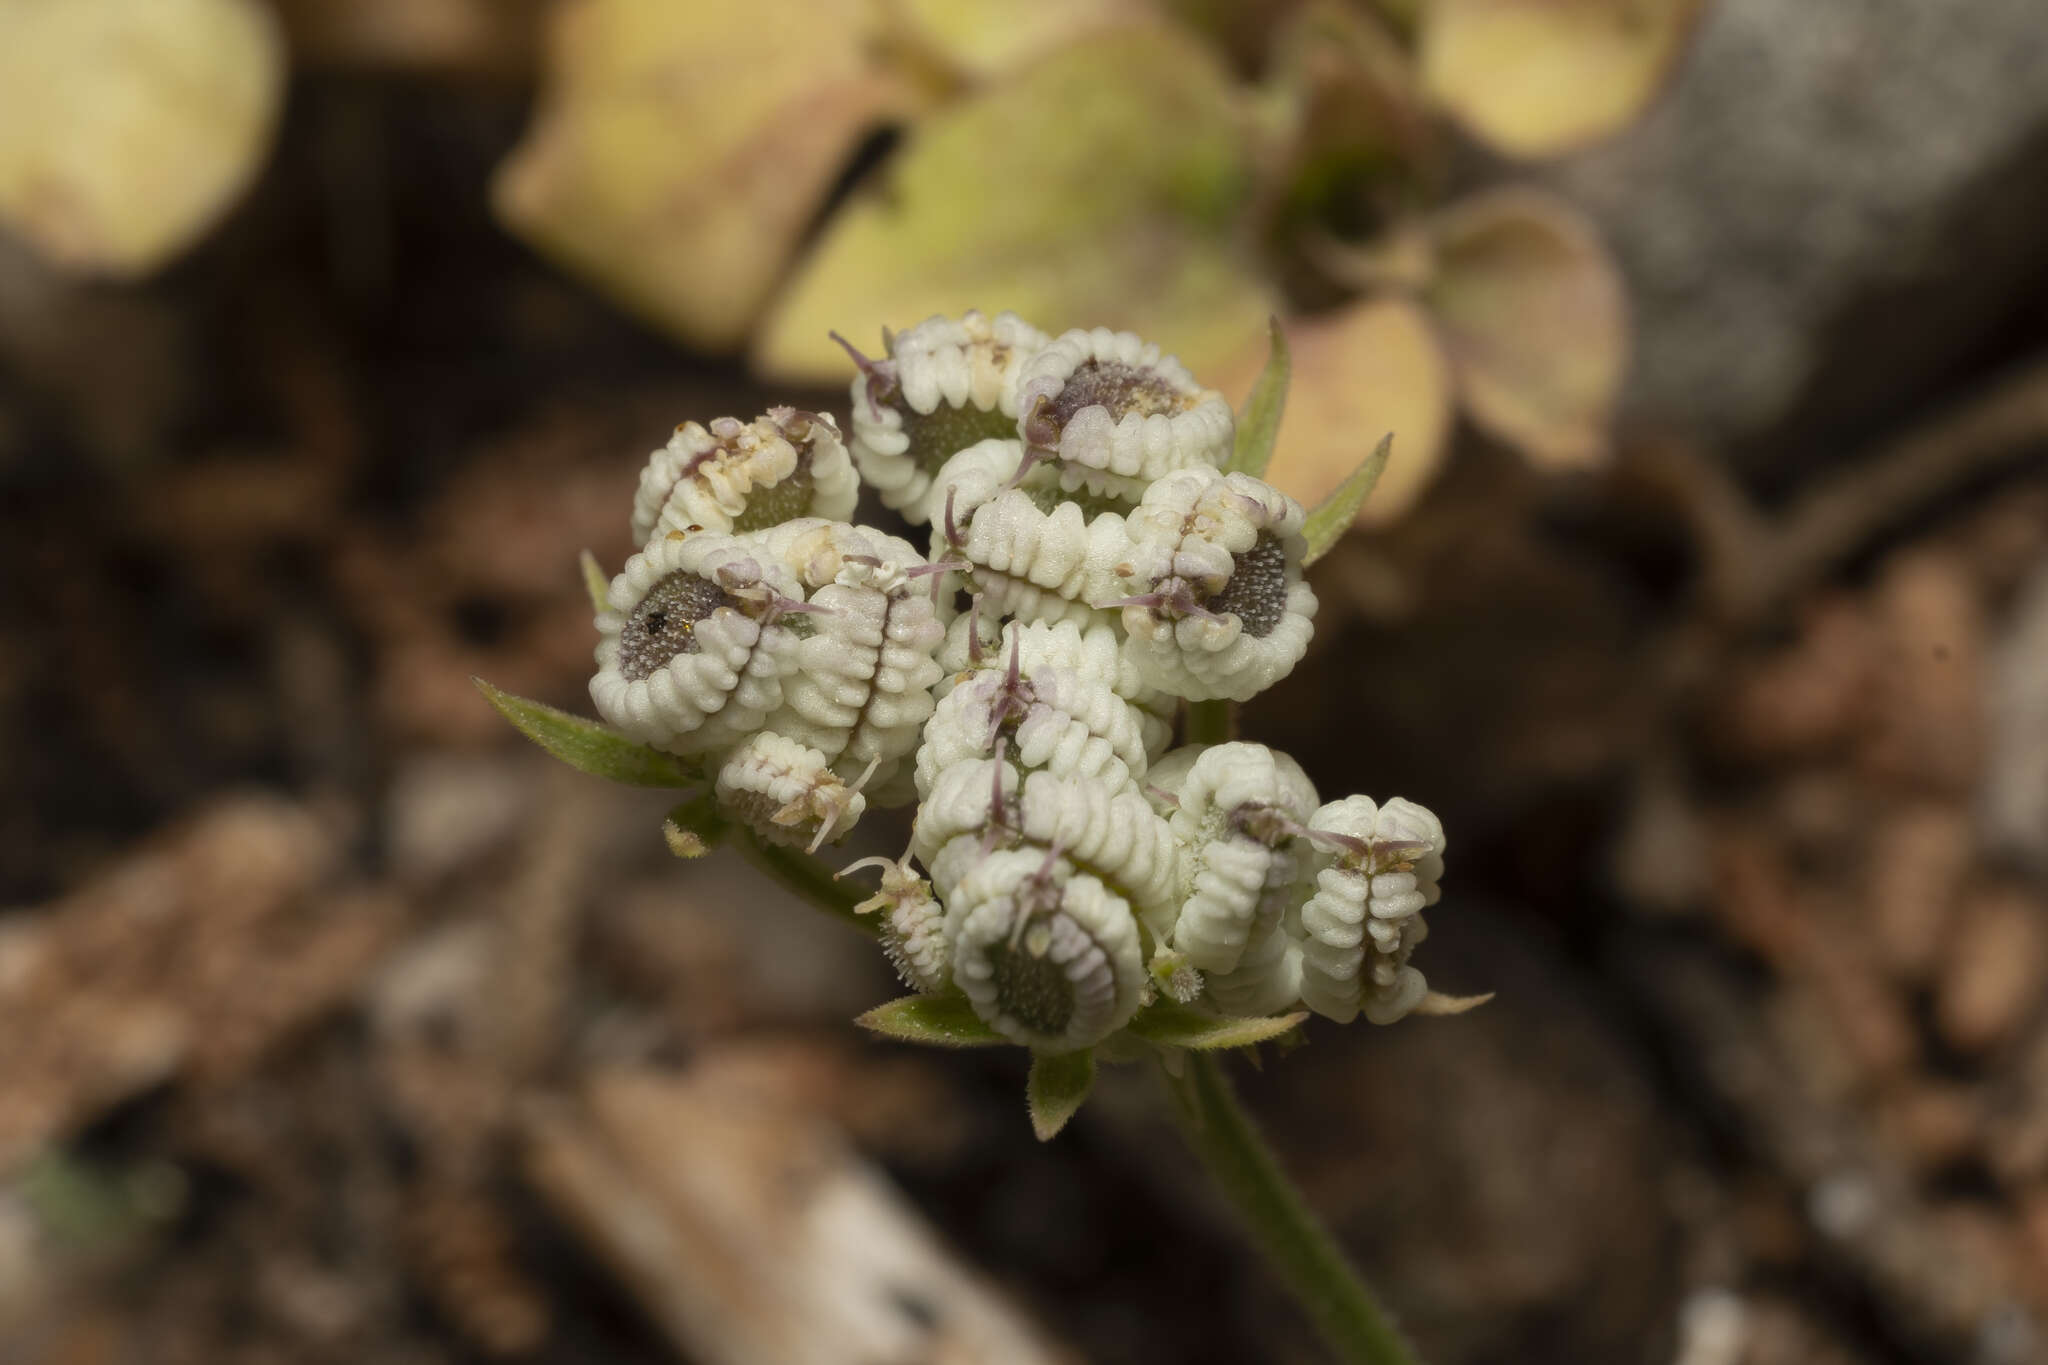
[1554,0,2048,459]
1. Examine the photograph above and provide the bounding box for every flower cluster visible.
[581,311,1454,1080]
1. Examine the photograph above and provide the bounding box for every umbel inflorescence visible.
[485,312,1475,1137]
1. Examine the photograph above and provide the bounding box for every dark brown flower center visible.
[618,571,737,680]
[1206,533,1288,638]
[1027,360,1190,446]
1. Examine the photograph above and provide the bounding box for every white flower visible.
[1295,796,1446,1025]
[935,615,1175,759]
[631,408,857,545]
[748,519,947,799]
[1205,920,1307,1019]
[1016,327,1233,481]
[1115,468,1317,703]
[916,633,1154,799]
[1159,743,1321,975]
[590,531,805,755]
[910,758,1179,940]
[846,310,1049,522]
[948,847,1145,1052]
[929,438,1132,631]
[714,731,866,851]
[848,855,951,994]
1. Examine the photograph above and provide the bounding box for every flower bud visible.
[1016,327,1233,481]
[631,408,858,545]
[748,518,946,801]
[1115,468,1318,702]
[1159,743,1320,975]
[846,310,1049,523]
[590,531,806,754]
[714,731,866,850]
[1296,796,1446,1024]
[930,438,1131,631]
[948,847,1145,1052]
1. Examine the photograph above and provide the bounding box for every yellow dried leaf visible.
[492,0,921,352]
[1248,297,1452,528]
[0,0,283,277]
[1425,187,1626,468]
[753,22,1276,385]
[893,0,1154,80]
[1419,0,1701,157]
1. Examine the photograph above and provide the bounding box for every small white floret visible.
[631,408,857,545]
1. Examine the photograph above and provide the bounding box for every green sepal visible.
[1127,1001,1309,1051]
[1301,432,1393,565]
[1226,317,1291,477]
[579,549,612,615]
[473,677,700,787]
[855,993,1006,1048]
[1027,1048,1097,1142]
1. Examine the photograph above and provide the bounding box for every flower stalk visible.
[1161,1051,1424,1365]
[729,825,878,938]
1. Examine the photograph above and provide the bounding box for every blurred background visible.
[4,1,2048,1362]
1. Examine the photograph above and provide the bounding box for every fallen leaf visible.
[1419,0,1701,157]
[893,0,1154,80]
[754,22,1276,385]
[493,0,922,352]
[273,0,544,76]
[1425,187,1627,467]
[0,0,284,276]
[1251,296,1453,527]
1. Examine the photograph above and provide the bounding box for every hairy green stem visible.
[730,828,878,938]
[1162,1052,1424,1365]
[1184,698,1237,746]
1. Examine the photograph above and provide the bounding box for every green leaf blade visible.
[1128,1001,1308,1051]
[473,677,700,787]
[856,994,1007,1048]
[1226,316,1290,476]
[579,549,612,615]
[1026,1049,1096,1141]
[1301,432,1393,565]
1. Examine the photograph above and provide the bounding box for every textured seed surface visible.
[903,402,1017,477]
[618,571,737,680]
[732,462,815,531]
[989,931,1075,1035]
[1043,360,1188,430]
[1208,534,1288,638]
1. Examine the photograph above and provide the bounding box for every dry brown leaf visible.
[1426,187,1627,468]
[0,0,284,276]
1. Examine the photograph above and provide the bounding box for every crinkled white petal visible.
[590,532,804,755]
[632,408,857,545]
[1116,468,1317,703]
[917,660,1150,798]
[928,438,1132,630]
[1294,795,1448,1024]
[1016,327,1233,480]
[1206,921,1306,1019]
[846,310,1049,522]
[855,857,952,994]
[1163,743,1321,975]
[746,519,946,794]
[936,614,1175,762]
[947,847,1144,1052]
[713,732,866,848]
[910,759,1177,938]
